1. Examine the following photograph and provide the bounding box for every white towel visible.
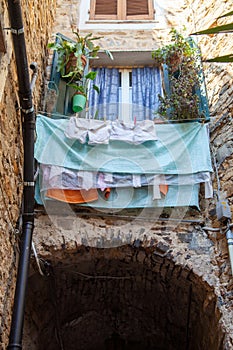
[110,120,135,143]
[134,120,157,144]
[64,117,89,144]
[132,174,141,188]
[88,119,111,145]
[153,175,162,199]
[205,180,213,198]
[78,170,96,190]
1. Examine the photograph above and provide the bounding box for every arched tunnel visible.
[23,245,225,350]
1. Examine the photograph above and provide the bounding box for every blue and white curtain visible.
[88,68,120,120]
[132,67,162,120]
[88,67,162,121]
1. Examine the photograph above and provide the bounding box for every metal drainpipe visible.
[7,1,35,349]
[226,222,233,276]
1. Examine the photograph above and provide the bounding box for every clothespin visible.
[134,116,136,125]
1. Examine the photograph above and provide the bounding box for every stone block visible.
[216,144,233,165]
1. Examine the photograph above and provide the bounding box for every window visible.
[89,0,154,20]
[88,67,162,121]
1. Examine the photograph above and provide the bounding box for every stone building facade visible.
[0,0,233,349]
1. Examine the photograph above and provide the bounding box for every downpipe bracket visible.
[21,107,34,114]
[23,182,34,187]
[7,343,22,350]
[11,27,24,35]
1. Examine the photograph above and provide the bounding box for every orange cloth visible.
[159,184,169,196]
[46,188,98,204]
[104,188,111,199]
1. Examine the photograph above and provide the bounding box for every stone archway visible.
[23,245,224,350]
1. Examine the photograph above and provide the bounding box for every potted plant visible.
[48,31,103,81]
[48,31,113,112]
[152,29,203,121]
[71,71,100,112]
[48,31,113,83]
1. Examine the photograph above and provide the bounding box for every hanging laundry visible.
[80,171,97,191]
[133,120,157,144]
[40,164,97,191]
[39,164,212,194]
[204,180,214,198]
[35,115,213,175]
[132,174,141,188]
[88,119,111,145]
[64,117,89,144]
[103,172,113,184]
[159,184,169,196]
[76,185,200,209]
[46,188,98,204]
[102,187,111,199]
[65,117,111,144]
[64,118,157,145]
[153,185,161,200]
[35,115,213,209]
[106,120,135,143]
[110,120,157,144]
[153,175,162,199]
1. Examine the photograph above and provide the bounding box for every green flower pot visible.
[72,94,86,113]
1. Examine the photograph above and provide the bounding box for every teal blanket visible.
[35,115,212,175]
[37,183,200,209]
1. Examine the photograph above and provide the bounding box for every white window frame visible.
[89,0,154,21]
[118,69,132,122]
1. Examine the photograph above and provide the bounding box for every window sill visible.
[86,20,159,24]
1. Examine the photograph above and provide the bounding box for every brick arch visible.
[24,245,225,349]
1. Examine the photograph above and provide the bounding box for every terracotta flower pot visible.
[65,53,87,75]
[169,52,183,73]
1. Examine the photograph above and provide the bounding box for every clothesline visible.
[37,110,208,125]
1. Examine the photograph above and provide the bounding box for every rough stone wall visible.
[24,240,225,350]
[0,1,56,348]
[0,60,22,348]
[185,1,233,344]
[21,0,57,111]
[50,0,181,53]
[52,0,80,36]
[30,205,233,347]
